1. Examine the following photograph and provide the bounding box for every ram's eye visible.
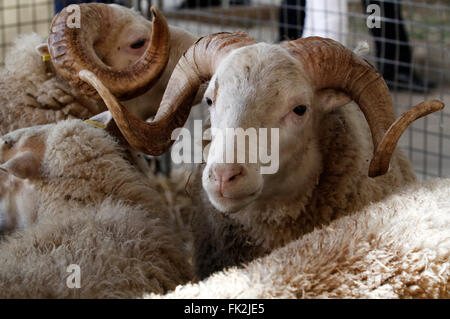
[130,38,147,49]
[2,139,12,148]
[205,97,213,106]
[293,105,307,116]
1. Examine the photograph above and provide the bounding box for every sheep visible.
[81,31,446,279]
[151,178,449,299]
[0,4,196,136]
[0,118,194,298]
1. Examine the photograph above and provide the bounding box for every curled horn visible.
[282,37,399,177]
[48,5,170,101]
[282,37,445,177]
[370,99,444,176]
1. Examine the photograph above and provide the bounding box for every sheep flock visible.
[0,4,448,299]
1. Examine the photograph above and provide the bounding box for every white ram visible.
[82,32,445,278]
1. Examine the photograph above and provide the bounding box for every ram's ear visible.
[87,111,114,128]
[35,43,49,57]
[85,111,125,141]
[0,151,41,180]
[316,89,353,114]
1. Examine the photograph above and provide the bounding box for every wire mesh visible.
[0,0,448,180]
[161,0,449,180]
[0,0,53,64]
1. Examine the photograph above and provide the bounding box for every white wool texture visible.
[153,178,449,299]
[0,120,194,298]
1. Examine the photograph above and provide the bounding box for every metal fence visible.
[0,0,53,64]
[0,0,449,180]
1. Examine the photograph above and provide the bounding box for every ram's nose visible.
[212,164,245,195]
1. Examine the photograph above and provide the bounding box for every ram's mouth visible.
[209,187,262,214]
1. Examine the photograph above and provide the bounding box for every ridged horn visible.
[370,99,444,177]
[48,5,169,101]
[282,37,398,177]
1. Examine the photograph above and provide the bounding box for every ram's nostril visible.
[212,165,245,189]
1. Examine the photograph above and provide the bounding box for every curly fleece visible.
[155,178,449,299]
[0,120,193,298]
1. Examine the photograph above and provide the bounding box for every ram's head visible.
[38,4,169,101]
[80,32,444,214]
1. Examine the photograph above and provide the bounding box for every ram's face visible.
[202,44,317,214]
[0,127,46,232]
[100,5,153,69]
[38,4,152,70]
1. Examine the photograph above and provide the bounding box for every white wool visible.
[152,178,450,299]
[4,33,45,77]
[0,120,194,298]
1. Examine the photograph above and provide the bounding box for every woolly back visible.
[39,120,162,213]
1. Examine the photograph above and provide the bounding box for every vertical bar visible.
[0,0,5,66]
[437,5,445,178]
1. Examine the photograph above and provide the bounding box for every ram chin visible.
[205,187,262,214]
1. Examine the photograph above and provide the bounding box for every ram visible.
[0,118,193,298]
[0,4,196,135]
[152,178,450,299]
[84,31,445,278]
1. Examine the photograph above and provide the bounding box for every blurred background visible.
[0,0,449,180]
